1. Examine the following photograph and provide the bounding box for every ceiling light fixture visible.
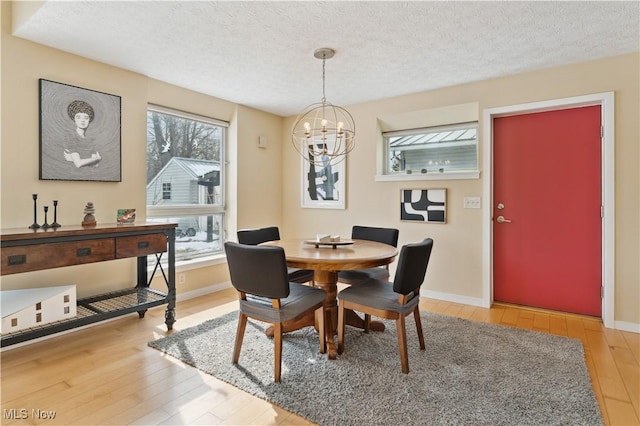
[291,48,355,168]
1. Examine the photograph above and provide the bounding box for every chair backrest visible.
[237,226,281,245]
[351,225,399,247]
[393,238,434,295]
[224,241,290,299]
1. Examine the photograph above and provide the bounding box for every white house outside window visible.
[146,105,227,263]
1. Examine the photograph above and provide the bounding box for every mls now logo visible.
[3,408,57,420]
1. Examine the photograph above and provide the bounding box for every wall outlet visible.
[179,273,186,284]
[463,196,481,209]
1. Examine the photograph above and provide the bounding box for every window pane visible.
[385,123,478,174]
[146,111,224,207]
[148,215,224,262]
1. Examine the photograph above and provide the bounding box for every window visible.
[383,122,478,176]
[162,183,172,200]
[146,105,228,263]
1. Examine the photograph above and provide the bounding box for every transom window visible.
[146,105,227,263]
[383,122,478,176]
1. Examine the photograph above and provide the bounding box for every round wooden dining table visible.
[263,238,398,359]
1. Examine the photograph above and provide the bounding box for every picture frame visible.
[301,140,346,209]
[39,79,121,182]
[400,188,447,223]
[116,209,136,224]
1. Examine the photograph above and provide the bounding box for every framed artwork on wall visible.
[301,140,346,209]
[39,79,121,182]
[400,188,447,223]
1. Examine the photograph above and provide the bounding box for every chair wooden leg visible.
[414,306,425,350]
[274,322,283,382]
[364,314,371,333]
[233,312,248,364]
[316,306,326,354]
[337,301,346,354]
[396,315,409,374]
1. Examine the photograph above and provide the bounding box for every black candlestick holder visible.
[29,194,40,229]
[51,200,61,228]
[41,206,51,229]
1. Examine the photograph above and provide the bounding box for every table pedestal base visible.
[265,270,385,359]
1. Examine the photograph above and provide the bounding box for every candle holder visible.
[29,194,40,229]
[51,200,61,228]
[41,206,51,229]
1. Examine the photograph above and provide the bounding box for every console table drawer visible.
[2,239,115,274]
[116,233,167,258]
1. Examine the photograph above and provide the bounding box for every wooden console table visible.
[0,222,176,347]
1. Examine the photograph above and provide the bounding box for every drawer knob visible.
[138,241,149,249]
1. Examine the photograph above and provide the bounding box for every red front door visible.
[493,106,602,316]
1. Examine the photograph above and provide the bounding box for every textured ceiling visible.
[12,1,640,117]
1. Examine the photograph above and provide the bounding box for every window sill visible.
[375,171,480,182]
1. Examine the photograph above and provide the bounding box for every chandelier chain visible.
[321,54,327,104]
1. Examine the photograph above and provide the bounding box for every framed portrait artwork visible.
[39,79,121,182]
[301,139,346,209]
[400,188,447,223]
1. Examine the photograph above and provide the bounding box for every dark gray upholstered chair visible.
[337,238,434,374]
[237,226,315,285]
[337,225,399,284]
[224,241,326,382]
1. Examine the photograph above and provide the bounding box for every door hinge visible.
[601,205,604,218]
[601,285,604,300]
[601,126,604,138]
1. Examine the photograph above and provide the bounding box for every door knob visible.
[496,215,512,223]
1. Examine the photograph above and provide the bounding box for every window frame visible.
[379,121,480,181]
[146,104,228,262]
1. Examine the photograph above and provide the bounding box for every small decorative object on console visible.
[41,206,51,229]
[29,194,40,230]
[51,200,61,228]
[117,209,136,224]
[82,202,97,227]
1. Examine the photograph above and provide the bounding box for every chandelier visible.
[291,48,355,168]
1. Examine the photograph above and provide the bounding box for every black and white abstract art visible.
[400,188,447,223]
[301,140,345,209]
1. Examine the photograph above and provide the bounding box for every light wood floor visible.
[1,288,638,425]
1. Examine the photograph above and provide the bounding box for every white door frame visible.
[482,92,615,328]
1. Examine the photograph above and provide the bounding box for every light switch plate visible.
[463,196,481,209]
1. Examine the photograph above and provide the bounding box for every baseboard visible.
[422,289,485,308]
[422,289,640,334]
[614,320,640,334]
[176,281,232,302]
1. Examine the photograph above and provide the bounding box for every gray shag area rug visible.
[149,311,602,426]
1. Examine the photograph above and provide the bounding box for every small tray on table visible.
[303,239,354,249]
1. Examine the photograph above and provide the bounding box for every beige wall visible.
[2,1,638,328]
[282,53,640,326]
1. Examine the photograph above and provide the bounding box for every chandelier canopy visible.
[291,48,355,168]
